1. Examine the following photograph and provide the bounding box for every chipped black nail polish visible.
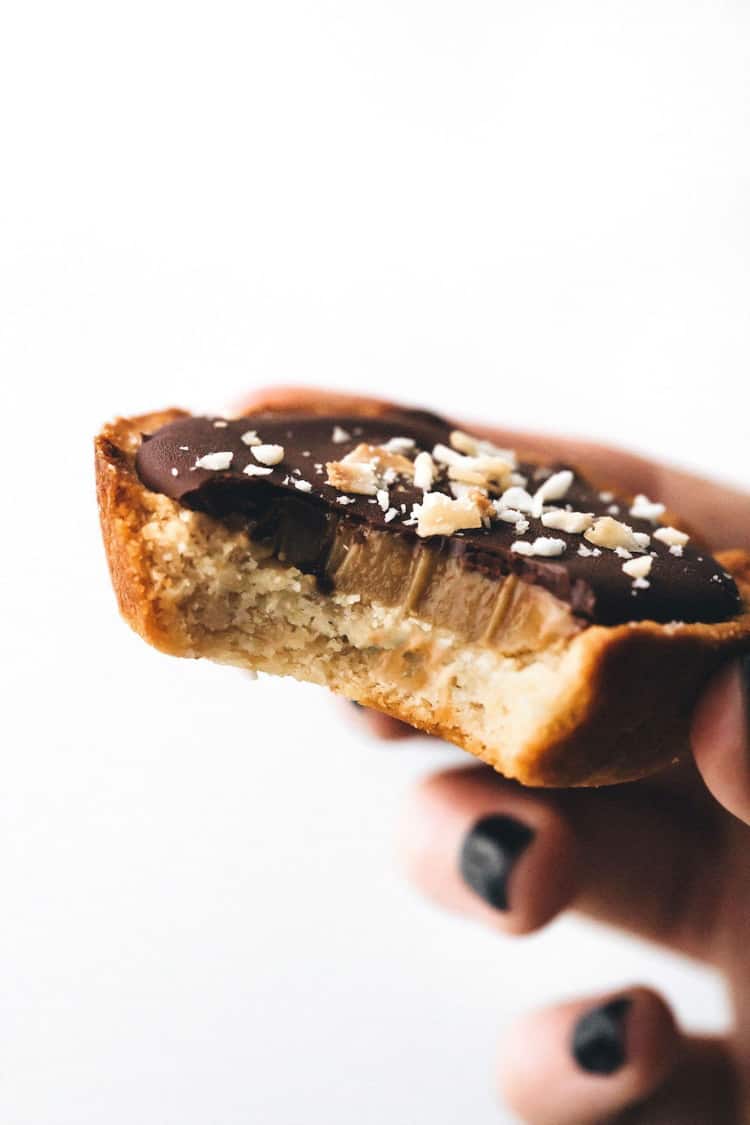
[572,997,631,1076]
[459,815,534,911]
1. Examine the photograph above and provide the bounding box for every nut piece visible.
[511,537,566,557]
[434,444,511,489]
[243,463,273,477]
[630,494,666,522]
[415,491,483,538]
[531,470,574,517]
[195,451,233,471]
[495,505,524,524]
[584,516,648,552]
[240,430,261,446]
[469,489,497,521]
[332,426,351,444]
[449,429,517,465]
[413,450,435,491]
[541,508,594,533]
[343,442,415,477]
[382,436,415,454]
[622,555,653,580]
[653,526,690,548]
[498,486,535,513]
[447,457,512,488]
[326,459,378,495]
[252,443,285,466]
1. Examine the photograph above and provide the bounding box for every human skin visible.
[241,387,750,1123]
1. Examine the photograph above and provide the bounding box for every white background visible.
[2,2,749,1122]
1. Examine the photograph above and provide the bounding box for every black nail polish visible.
[572,997,631,1076]
[459,815,534,911]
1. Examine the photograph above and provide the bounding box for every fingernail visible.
[459,815,534,911]
[572,997,631,1075]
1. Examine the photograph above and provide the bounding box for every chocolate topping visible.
[135,409,742,627]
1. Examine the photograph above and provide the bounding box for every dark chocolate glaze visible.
[135,409,741,626]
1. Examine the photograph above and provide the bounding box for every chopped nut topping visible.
[669,544,684,557]
[414,491,483,538]
[170,467,179,477]
[622,555,654,580]
[469,489,496,520]
[294,479,312,493]
[630,494,666,522]
[213,419,228,428]
[577,544,601,557]
[499,486,534,513]
[449,430,481,456]
[531,469,574,517]
[653,526,689,548]
[336,496,356,505]
[384,507,399,522]
[413,450,435,491]
[326,459,378,495]
[344,442,415,477]
[376,488,390,512]
[382,436,415,454]
[326,439,416,497]
[252,443,285,466]
[332,425,351,444]
[511,537,566,557]
[494,505,524,524]
[584,516,648,552]
[445,453,513,490]
[449,429,517,465]
[598,491,614,503]
[195,451,233,471]
[243,463,273,477]
[541,508,594,533]
[241,430,261,446]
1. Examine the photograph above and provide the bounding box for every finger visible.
[498,989,736,1125]
[400,768,579,935]
[691,657,750,825]
[235,385,750,549]
[233,384,399,417]
[400,766,724,956]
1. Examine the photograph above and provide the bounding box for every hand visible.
[240,386,750,1123]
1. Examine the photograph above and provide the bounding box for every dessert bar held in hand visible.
[96,398,750,787]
